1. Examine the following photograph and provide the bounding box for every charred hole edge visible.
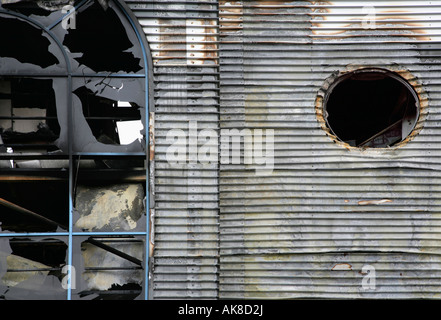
[315,66,428,151]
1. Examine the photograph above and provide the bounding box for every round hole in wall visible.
[322,68,420,148]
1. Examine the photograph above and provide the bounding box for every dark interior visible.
[325,71,419,148]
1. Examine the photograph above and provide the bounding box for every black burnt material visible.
[73,85,141,144]
[63,1,142,73]
[0,17,59,68]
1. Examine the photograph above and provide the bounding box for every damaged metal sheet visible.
[220,252,441,299]
[0,237,68,300]
[219,0,441,299]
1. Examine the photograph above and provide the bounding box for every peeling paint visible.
[331,263,352,271]
[75,184,145,232]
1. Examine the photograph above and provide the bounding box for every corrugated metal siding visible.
[126,0,441,299]
[219,1,441,299]
[126,0,220,299]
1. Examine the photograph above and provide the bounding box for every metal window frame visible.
[0,0,151,300]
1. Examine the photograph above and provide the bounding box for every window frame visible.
[0,0,151,300]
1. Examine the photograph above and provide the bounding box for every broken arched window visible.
[0,0,150,300]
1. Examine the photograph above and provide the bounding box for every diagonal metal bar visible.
[85,237,143,267]
[0,197,67,230]
[357,119,402,147]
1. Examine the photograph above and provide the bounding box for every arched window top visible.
[0,0,150,300]
[0,0,148,154]
[0,0,145,76]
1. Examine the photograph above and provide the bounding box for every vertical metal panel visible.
[126,0,220,299]
[219,0,441,299]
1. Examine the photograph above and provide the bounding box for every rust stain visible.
[248,1,310,7]
[0,176,64,181]
[152,15,219,65]
[149,112,155,162]
[219,7,243,15]
[153,18,175,64]
[149,208,155,257]
[332,263,352,271]
[219,0,243,45]
[358,199,393,206]
[220,0,242,5]
[308,2,432,41]
[381,9,416,14]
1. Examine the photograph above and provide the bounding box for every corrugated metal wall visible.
[127,0,441,299]
[126,0,220,299]
[218,0,441,299]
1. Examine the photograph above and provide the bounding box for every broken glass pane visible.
[71,236,145,300]
[59,0,144,74]
[0,77,61,154]
[0,180,69,233]
[70,77,145,153]
[117,119,143,145]
[0,236,68,300]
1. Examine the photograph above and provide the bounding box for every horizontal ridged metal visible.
[125,0,441,299]
[127,0,220,299]
[219,0,441,299]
